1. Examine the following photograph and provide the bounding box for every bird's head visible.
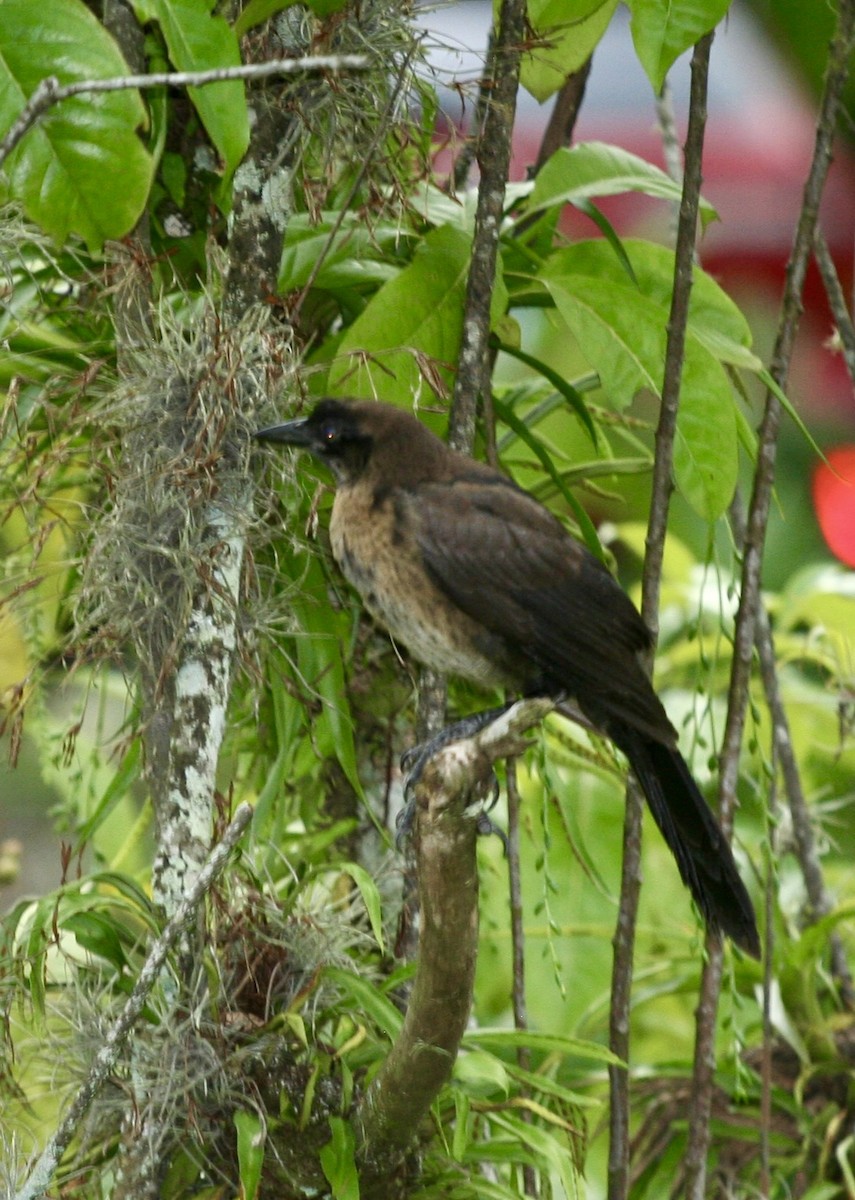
[255,398,449,487]
[254,398,374,484]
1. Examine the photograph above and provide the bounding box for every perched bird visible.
[256,398,760,957]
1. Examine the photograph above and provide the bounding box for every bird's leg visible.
[396,703,514,844]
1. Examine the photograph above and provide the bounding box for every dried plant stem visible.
[13,805,253,1200]
[684,3,855,1194]
[607,32,713,1200]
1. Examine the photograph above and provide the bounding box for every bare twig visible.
[451,27,497,194]
[13,804,253,1200]
[814,226,855,388]
[0,55,370,169]
[607,33,713,1200]
[684,3,855,1195]
[356,699,553,1194]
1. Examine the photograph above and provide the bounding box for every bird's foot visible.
[395,706,511,847]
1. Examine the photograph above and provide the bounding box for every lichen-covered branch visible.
[13,805,253,1200]
[355,699,553,1194]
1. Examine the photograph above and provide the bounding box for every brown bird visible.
[256,398,760,957]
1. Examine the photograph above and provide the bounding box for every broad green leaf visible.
[234,1109,265,1200]
[291,554,363,797]
[0,0,154,249]
[279,216,410,293]
[628,0,733,93]
[329,223,471,404]
[139,0,249,172]
[453,1049,511,1098]
[672,341,738,520]
[527,142,717,227]
[520,0,619,102]
[319,1116,358,1200]
[548,238,756,367]
[540,241,742,516]
[541,273,662,404]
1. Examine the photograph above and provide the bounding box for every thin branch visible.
[684,3,855,1194]
[607,33,713,1200]
[0,55,370,169]
[451,27,497,194]
[355,699,553,1194]
[814,226,855,388]
[13,804,253,1200]
[448,0,526,452]
[419,0,527,813]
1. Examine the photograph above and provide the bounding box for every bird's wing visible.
[409,476,676,743]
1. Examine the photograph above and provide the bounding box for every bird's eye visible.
[320,422,339,443]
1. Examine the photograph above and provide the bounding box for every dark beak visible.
[253,417,313,446]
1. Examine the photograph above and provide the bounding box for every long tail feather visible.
[611,723,760,958]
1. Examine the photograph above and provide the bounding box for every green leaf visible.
[234,0,295,38]
[279,215,409,293]
[526,142,717,227]
[539,240,748,517]
[76,739,142,845]
[628,0,734,93]
[465,1026,624,1065]
[520,0,619,102]
[324,967,404,1039]
[491,337,599,446]
[492,396,606,560]
[541,273,662,404]
[335,863,385,953]
[328,223,471,404]
[453,1049,511,1098]
[234,1109,265,1200]
[672,341,738,520]
[306,0,350,15]
[63,911,128,972]
[0,0,154,249]
[319,1116,359,1200]
[141,0,249,172]
[291,554,363,798]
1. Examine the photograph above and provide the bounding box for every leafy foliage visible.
[1,0,854,1196]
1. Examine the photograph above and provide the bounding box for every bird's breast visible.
[329,484,517,689]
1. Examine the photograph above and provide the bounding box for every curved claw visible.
[475,812,509,853]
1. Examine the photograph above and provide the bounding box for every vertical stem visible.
[507,760,537,1196]
[449,0,526,453]
[684,4,855,1194]
[607,32,713,1199]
